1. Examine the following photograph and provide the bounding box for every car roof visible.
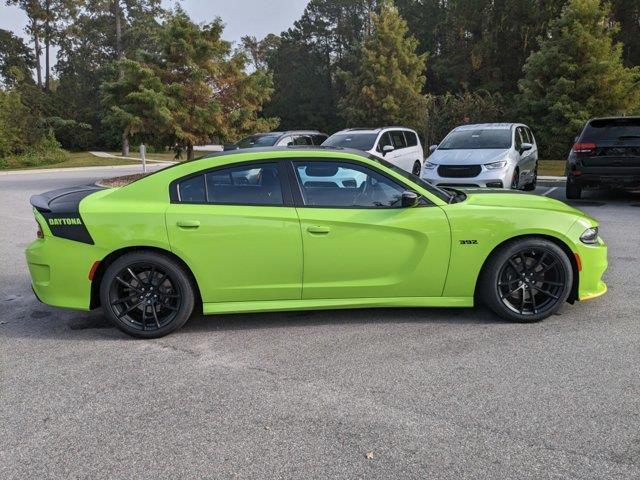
[587,116,640,122]
[453,123,524,131]
[200,145,370,160]
[336,126,417,134]
[249,130,327,137]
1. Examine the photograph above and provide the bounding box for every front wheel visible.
[100,251,195,338]
[479,238,573,322]
[510,168,520,190]
[523,165,537,191]
[412,161,422,176]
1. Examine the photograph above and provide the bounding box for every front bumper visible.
[568,222,608,301]
[422,164,515,188]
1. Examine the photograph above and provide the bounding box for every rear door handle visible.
[177,220,200,229]
[307,225,330,234]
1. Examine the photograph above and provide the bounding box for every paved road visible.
[1,169,639,479]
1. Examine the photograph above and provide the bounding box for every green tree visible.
[518,0,640,158]
[0,29,36,88]
[100,58,173,150]
[339,0,427,131]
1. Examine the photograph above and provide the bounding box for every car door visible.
[516,126,535,180]
[389,130,414,172]
[289,159,451,300]
[165,161,303,304]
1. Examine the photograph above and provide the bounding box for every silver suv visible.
[422,123,539,190]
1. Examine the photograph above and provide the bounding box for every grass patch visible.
[539,160,565,177]
[0,151,140,170]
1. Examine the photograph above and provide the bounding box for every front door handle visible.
[307,225,331,234]
[177,220,200,229]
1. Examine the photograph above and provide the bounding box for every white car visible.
[322,127,425,175]
[422,123,539,190]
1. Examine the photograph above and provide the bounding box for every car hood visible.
[429,149,508,165]
[460,188,594,218]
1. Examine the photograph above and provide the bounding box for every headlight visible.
[580,227,599,244]
[484,160,507,170]
[423,161,436,170]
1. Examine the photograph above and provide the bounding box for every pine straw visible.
[98,173,149,188]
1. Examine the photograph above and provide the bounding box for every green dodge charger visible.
[26,147,608,338]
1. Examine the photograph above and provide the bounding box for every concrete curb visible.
[0,163,170,176]
[539,175,565,182]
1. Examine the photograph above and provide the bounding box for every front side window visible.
[276,136,293,146]
[293,135,313,146]
[376,132,392,152]
[439,129,512,150]
[515,127,524,149]
[293,160,405,208]
[176,163,284,205]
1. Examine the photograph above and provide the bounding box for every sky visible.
[0,0,308,68]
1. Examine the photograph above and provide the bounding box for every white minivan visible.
[322,127,425,175]
[422,123,539,190]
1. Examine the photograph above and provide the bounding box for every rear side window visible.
[405,131,418,147]
[177,175,206,203]
[525,127,534,144]
[582,118,640,142]
[390,131,407,149]
[312,134,328,145]
[176,163,284,205]
[293,135,313,146]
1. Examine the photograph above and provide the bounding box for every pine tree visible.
[338,0,427,131]
[518,0,640,158]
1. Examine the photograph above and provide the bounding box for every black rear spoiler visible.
[30,184,104,244]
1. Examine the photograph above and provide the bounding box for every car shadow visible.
[4,296,506,340]
[562,188,640,207]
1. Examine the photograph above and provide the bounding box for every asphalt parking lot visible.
[1,168,639,479]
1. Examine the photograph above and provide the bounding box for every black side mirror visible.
[520,142,533,154]
[401,190,420,208]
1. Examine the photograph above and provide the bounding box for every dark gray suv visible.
[566,117,640,199]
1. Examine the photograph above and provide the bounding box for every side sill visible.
[202,297,474,315]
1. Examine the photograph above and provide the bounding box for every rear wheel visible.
[566,177,582,199]
[100,251,195,338]
[479,238,573,323]
[412,161,422,176]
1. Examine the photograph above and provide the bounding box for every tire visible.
[412,161,422,176]
[565,178,582,199]
[100,251,195,338]
[523,165,537,191]
[510,168,520,190]
[479,238,573,323]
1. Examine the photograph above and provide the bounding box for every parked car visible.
[27,147,607,338]
[229,131,328,150]
[322,127,424,175]
[566,117,640,199]
[422,123,538,190]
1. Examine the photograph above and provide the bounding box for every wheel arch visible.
[90,246,202,310]
[475,234,579,304]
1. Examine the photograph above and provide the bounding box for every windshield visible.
[438,129,512,150]
[582,118,640,142]
[322,133,378,150]
[236,134,280,148]
[371,155,454,203]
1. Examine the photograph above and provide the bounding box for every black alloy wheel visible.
[497,248,566,316]
[479,238,573,322]
[100,251,195,338]
[523,166,537,191]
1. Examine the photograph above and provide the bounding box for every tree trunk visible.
[187,143,194,161]
[31,18,42,88]
[44,0,51,90]
[115,0,127,155]
[122,133,129,157]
